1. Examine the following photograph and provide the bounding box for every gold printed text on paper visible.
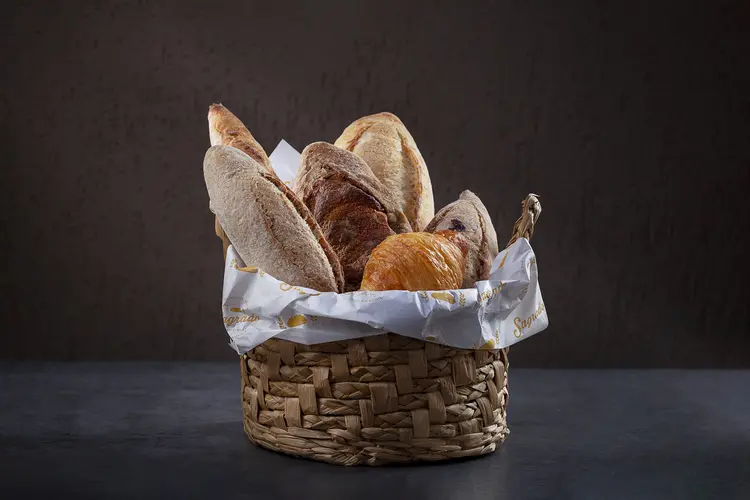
[480,283,505,304]
[279,282,320,296]
[513,302,546,338]
[223,314,260,327]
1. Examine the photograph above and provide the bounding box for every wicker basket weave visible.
[236,194,541,465]
[241,335,509,465]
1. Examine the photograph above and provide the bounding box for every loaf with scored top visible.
[334,112,434,231]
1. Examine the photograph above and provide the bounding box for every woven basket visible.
[235,195,541,465]
[241,335,509,465]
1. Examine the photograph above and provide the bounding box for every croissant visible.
[360,231,468,291]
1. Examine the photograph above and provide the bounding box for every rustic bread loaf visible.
[424,190,499,287]
[293,142,411,291]
[207,103,274,258]
[334,112,434,231]
[204,145,344,292]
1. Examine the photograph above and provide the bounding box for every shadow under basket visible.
[240,333,510,466]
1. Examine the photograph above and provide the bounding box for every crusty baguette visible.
[334,112,434,231]
[208,103,274,259]
[204,145,344,292]
[424,190,499,287]
[293,142,411,290]
[208,103,273,174]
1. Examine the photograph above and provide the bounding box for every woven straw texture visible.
[240,334,510,465]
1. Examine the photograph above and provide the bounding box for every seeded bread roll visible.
[204,145,344,292]
[424,190,499,287]
[293,142,411,291]
[334,112,434,231]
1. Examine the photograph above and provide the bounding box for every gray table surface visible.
[1,363,748,500]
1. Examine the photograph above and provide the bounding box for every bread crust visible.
[293,142,411,290]
[334,112,434,231]
[294,142,411,232]
[208,103,273,174]
[204,145,344,292]
[208,103,274,259]
[424,190,499,287]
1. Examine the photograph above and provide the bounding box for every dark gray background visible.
[1,1,748,366]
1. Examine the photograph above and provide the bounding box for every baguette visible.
[208,103,273,174]
[204,145,344,292]
[334,112,434,230]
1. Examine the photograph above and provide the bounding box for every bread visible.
[334,112,434,231]
[208,103,273,174]
[208,103,273,259]
[293,142,411,290]
[359,231,467,292]
[424,190,498,287]
[203,145,344,292]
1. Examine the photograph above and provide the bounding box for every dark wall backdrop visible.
[1,1,748,367]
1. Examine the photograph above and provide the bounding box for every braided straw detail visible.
[507,193,541,248]
[241,333,510,465]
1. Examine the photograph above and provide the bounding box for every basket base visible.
[242,412,509,466]
[240,334,510,466]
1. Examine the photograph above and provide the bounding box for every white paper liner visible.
[219,140,549,353]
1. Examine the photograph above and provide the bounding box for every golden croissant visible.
[360,231,467,291]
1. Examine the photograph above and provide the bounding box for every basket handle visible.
[214,214,231,260]
[506,193,542,248]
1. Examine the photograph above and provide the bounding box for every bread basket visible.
[238,195,541,465]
